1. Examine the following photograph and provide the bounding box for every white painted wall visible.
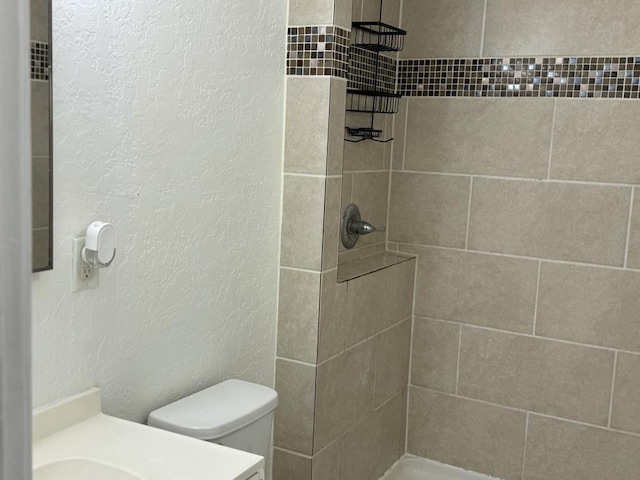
[32,0,286,423]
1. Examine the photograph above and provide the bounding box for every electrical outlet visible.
[72,237,98,292]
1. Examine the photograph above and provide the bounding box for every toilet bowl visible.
[148,379,278,480]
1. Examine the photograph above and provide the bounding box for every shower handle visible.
[348,217,386,235]
[340,204,385,249]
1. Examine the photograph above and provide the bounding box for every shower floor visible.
[380,456,502,480]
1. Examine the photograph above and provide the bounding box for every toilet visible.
[148,379,278,480]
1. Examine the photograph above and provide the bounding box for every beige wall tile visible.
[30,0,49,42]
[339,393,405,480]
[32,227,50,270]
[411,318,460,393]
[525,415,640,480]
[327,79,347,176]
[32,156,50,229]
[375,319,411,407]
[388,172,470,248]
[311,441,339,480]
[285,77,330,175]
[391,98,408,172]
[404,99,553,178]
[611,353,640,435]
[289,0,334,25]
[351,0,362,21]
[274,359,317,455]
[344,114,386,172]
[484,0,640,56]
[350,172,390,248]
[274,448,312,480]
[334,0,352,28]
[281,175,326,270]
[408,388,526,480]
[277,269,320,363]
[318,269,347,362]
[31,81,50,157]
[459,328,614,425]
[551,100,640,184]
[315,338,376,452]
[344,259,415,347]
[469,178,631,266]
[362,0,401,25]
[537,263,640,353]
[400,246,537,333]
[322,177,341,271]
[625,188,640,269]
[400,0,484,59]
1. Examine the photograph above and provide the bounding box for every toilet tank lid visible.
[147,379,278,440]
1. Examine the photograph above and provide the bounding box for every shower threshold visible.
[380,456,503,480]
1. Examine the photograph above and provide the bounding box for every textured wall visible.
[392,1,640,479]
[32,0,286,423]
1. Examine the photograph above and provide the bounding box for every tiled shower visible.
[275,0,640,479]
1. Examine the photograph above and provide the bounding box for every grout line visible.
[413,315,640,357]
[284,172,342,179]
[624,188,635,268]
[393,169,640,189]
[521,412,530,480]
[532,260,542,335]
[273,446,313,459]
[404,257,419,454]
[608,351,619,428]
[411,385,640,439]
[343,169,392,174]
[276,356,317,368]
[455,325,462,395]
[547,99,558,179]
[479,0,488,58]
[385,169,393,248]
[279,265,325,275]
[316,315,413,368]
[396,242,640,273]
[401,98,410,171]
[464,177,474,250]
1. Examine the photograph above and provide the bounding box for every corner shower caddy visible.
[345,11,406,142]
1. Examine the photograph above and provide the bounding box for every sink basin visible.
[35,458,144,480]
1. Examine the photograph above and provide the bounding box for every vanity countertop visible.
[33,388,263,480]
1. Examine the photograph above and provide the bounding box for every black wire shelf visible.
[346,89,401,114]
[345,127,383,139]
[351,21,407,52]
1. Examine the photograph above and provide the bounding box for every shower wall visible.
[274,1,412,479]
[390,1,640,479]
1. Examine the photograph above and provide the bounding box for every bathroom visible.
[3,0,640,479]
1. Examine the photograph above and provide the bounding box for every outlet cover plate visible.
[72,237,98,292]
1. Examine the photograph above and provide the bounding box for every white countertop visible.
[33,389,264,480]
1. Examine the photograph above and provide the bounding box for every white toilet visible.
[148,379,278,480]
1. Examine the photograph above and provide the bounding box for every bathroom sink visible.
[33,388,264,480]
[34,458,144,480]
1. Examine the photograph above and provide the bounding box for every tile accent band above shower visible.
[286,26,640,100]
[398,56,640,98]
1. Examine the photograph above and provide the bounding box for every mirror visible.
[31,0,52,271]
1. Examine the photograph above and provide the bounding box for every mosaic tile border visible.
[398,57,640,98]
[286,26,350,78]
[30,41,50,81]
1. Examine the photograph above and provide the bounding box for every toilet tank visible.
[147,380,278,463]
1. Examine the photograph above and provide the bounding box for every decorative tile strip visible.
[397,56,640,98]
[31,40,50,81]
[286,26,350,78]
[348,47,396,93]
